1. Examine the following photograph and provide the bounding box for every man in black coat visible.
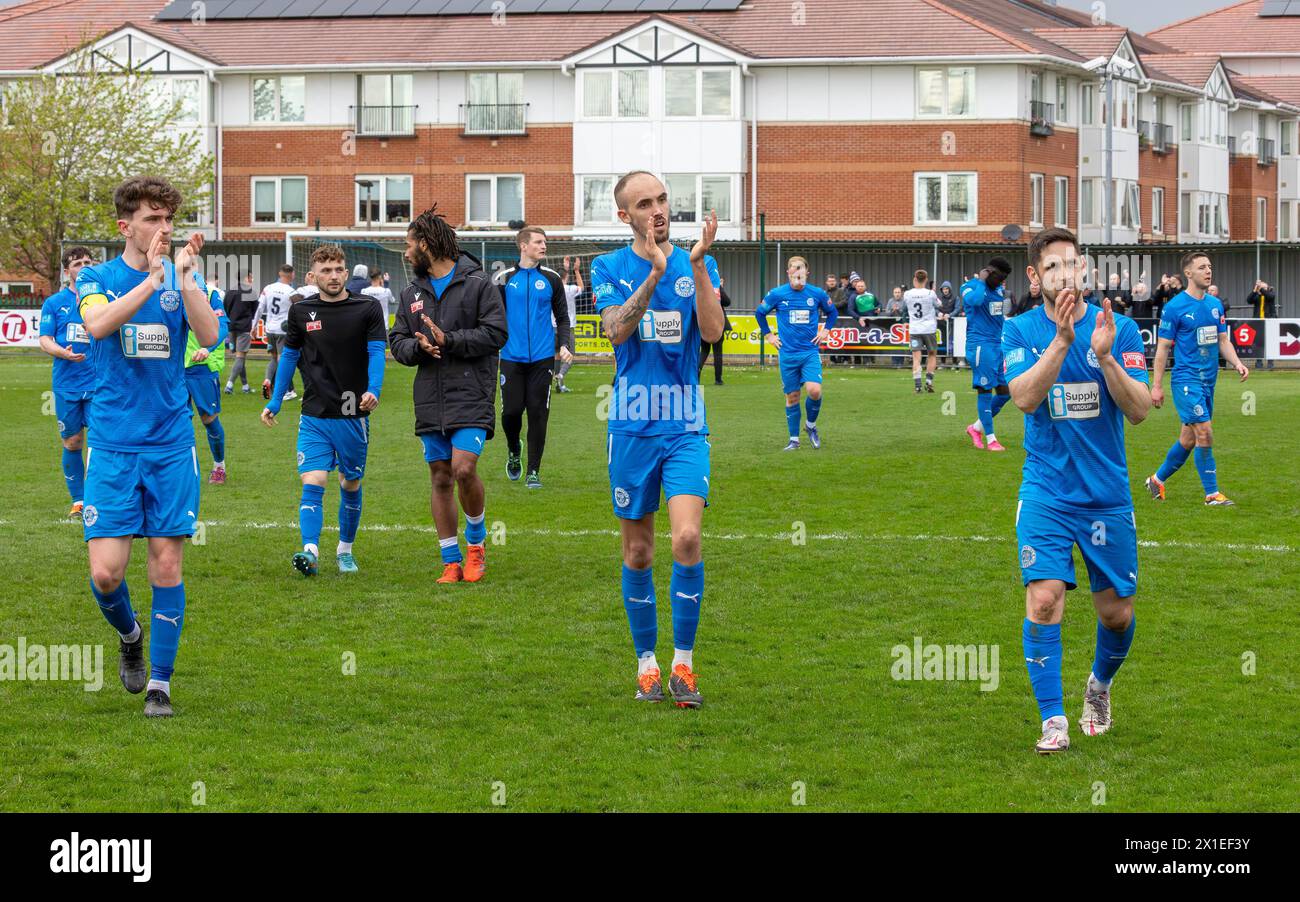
[389,206,508,585]
[223,272,258,394]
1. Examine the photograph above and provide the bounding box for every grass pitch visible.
[1,352,1296,812]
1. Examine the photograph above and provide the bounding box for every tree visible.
[0,44,214,288]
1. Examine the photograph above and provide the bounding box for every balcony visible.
[351,105,417,137]
[459,103,528,137]
[1259,137,1277,166]
[1029,100,1054,136]
[1153,123,1173,154]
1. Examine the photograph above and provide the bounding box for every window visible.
[665,68,733,117]
[0,282,34,296]
[1081,179,1094,226]
[1283,201,1292,241]
[359,73,414,135]
[580,176,616,224]
[1152,187,1164,234]
[914,172,976,224]
[1056,76,1068,122]
[582,69,649,118]
[1282,121,1295,156]
[253,75,305,123]
[1181,104,1194,142]
[466,72,524,133]
[1054,176,1068,227]
[252,177,306,225]
[1030,173,1044,227]
[1258,197,1268,239]
[147,78,201,124]
[663,174,733,223]
[355,175,412,226]
[1119,180,1141,230]
[916,67,973,117]
[466,174,523,226]
[1181,192,1192,234]
[1081,83,1094,126]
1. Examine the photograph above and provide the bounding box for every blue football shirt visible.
[1002,304,1149,513]
[76,256,207,452]
[1157,290,1226,385]
[591,244,719,435]
[39,287,96,394]
[962,277,1007,346]
[755,283,838,358]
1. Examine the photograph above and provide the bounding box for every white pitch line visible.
[29,519,1281,554]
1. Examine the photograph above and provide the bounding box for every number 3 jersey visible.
[76,256,208,453]
[1002,304,1149,513]
[592,244,720,435]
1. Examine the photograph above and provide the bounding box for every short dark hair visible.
[613,170,660,211]
[1026,227,1079,270]
[987,256,1013,276]
[914,269,928,284]
[1180,251,1209,273]
[61,246,94,270]
[516,226,546,249]
[279,264,294,276]
[113,176,182,220]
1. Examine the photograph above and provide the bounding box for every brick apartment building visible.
[1,0,1299,295]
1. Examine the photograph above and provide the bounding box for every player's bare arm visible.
[1150,337,1172,407]
[600,233,663,346]
[82,228,169,339]
[38,335,85,362]
[1218,332,1250,381]
[691,210,724,344]
[175,233,220,347]
[1009,289,1076,413]
[1092,299,1150,424]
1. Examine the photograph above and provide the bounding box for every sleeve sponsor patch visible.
[78,282,102,299]
[1122,351,1145,369]
[1004,347,1026,368]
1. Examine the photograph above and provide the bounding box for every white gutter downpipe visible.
[745,66,757,241]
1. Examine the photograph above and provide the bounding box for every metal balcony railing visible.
[1154,123,1173,153]
[459,103,528,137]
[351,105,417,137]
[1029,100,1054,136]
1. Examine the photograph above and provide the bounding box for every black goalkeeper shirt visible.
[283,292,387,419]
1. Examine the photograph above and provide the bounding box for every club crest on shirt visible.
[160,290,181,312]
[1020,544,1036,568]
[674,276,694,298]
[82,505,98,526]
[535,279,546,290]
[614,486,630,508]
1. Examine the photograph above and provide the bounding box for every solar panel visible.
[1260,0,1291,15]
[158,0,742,17]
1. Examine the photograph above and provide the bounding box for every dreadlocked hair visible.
[408,204,460,271]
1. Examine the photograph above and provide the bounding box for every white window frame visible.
[0,282,34,295]
[1282,120,1296,156]
[579,175,619,225]
[1030,173,1044,228]
[1081,83,1095,126]
[580,68,650,120]
[915,67,975,119]
[354,175,413,227]
[662,173,736,224]
[1054,176,1069,228]
[1152,187,1164,235]
[913,171,978,226]
[1282,201,1292,241]
[663,67,735,119]
[252,74,306,124]
[251,176,307,227]
[465,174,524,227]
[1081,179,1095,226]
[1055,76,1068,123]
[1257,196,1268,240]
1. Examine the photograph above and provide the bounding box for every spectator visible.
[824,273,848,314]
[1129,278,1152,318]
[1244,279,1277,318]
[555,256,583,392]
[1103,272,1132,314]
[852,277,877,322]
[1010,281,1044,317]
[223,272,257,395]
[936,280,961,317]
[1151,273,1182,321]
[884,285,906,318]
[698,275,731,386]
[345,263,370,295]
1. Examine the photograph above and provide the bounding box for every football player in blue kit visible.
[1144,251,1249,506]
[590,171,724,709]
[1002,228,1152,754]
[38,246,97,518]
[962,257,1014,452]
[755,256,838,450]
[75,176,220,719]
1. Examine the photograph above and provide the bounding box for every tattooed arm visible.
[596,228,666,346]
